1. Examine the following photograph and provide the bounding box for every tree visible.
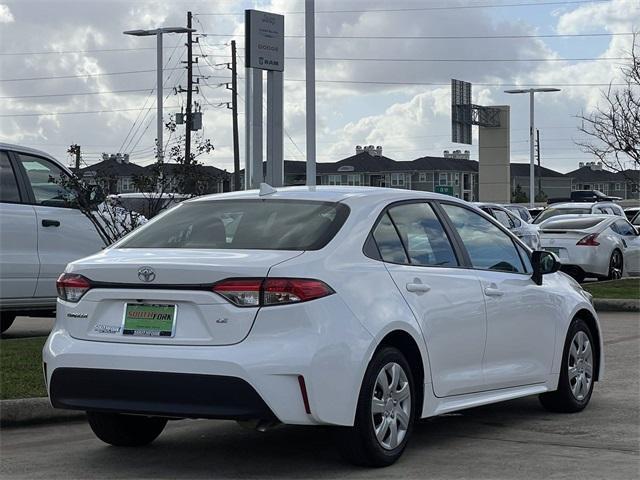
[56,124,220,246]
[576,33,640,187]
[511,184,529,203]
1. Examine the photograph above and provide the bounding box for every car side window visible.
[492,209,515,229]
[387,203,458,267]
[16,153,76,207]
[614,220,636,236]
[0,152,21,203]
[441,203,526,273]
[372,213,409,264]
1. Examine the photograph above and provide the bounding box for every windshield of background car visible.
[117,199,350,250]
[533,207,591,224]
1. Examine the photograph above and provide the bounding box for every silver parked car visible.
[533,202,625,225]
[475,203,540,249]
[539,215,639,282]
[502,204,533,223]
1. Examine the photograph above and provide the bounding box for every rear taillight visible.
[56,273,92,302]
[576,233,600,246]
[212,278,334,307]
[211,278,262,307]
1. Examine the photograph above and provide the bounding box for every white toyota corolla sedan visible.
[44,186,603,467]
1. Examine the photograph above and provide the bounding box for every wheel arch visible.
[374,329,426,418]
[574,309,602,381]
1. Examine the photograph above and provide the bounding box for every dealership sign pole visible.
[245,9,285,189]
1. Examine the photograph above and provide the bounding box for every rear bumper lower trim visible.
[50,367,277,421]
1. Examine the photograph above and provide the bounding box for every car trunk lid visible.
[62,248,302,346]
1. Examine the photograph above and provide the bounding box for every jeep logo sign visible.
[245,9,284,72]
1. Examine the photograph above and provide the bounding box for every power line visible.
[0,68,182,83]
[195,1,610,15]
[0,106,181,118]
[197,31,636,40]
[120,37,184,155]
[0,44,228,56]
[198,54,630,63]
[0,87,172,100]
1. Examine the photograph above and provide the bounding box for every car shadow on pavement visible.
[76,396,559,478]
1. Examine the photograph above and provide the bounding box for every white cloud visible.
[0,4,14,23]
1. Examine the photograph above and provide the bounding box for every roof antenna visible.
[259,183,277,197]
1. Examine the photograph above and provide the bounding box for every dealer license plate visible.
[122,303,176,337]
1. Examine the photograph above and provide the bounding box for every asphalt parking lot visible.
[1,311,638,479]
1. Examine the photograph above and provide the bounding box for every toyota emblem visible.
[138,266,156,283]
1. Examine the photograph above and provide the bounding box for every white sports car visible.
[44,186,603,467]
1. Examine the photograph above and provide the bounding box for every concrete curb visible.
[594,298,640,312]
[0,397,84,427]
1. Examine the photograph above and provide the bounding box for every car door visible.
[13,152,104,299]
[611,219,640,276]
[0,151,39,300]
[372,202,488,397]
[440,203,558,390]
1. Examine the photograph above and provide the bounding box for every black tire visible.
[337,347,416,467]
[0,313,16,334]
[539,317,596,413]
[87,411,167,447]
[605,249,623,280]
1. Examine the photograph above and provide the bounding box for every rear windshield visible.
[541,218,604,231]
[117,199,350,250]
[533,207,590,224]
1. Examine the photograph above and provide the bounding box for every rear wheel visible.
[539,318,596,413]
[87,412,167,447]
[337,347,416,467]
[605,249,623,280]
[0,313,16,334]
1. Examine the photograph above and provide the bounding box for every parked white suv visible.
[0,144,104,333]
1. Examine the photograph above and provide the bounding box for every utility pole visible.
[185,11,193,163]
[536,128,541,200]
[230,40,240,191]
[68,144,81,174]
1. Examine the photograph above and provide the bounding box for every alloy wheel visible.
[568,331,593,401]
[609,251,623,279]
[371,362,411,450]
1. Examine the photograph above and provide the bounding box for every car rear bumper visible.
[43,294,373,427]
[49,367,276,420]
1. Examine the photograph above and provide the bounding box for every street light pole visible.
[157,32,163,164]
[529,90,534,206]
[123,27,194,169]
[505,87,561,207]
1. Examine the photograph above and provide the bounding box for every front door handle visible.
[484,287,504,297]
[406,282,431,293]
[42,219,60,227]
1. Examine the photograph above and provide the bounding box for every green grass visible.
[0,336,47,400]
[583,278,640,300]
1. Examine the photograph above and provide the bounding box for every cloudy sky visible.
[0,0,638,173]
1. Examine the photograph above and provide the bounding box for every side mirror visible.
[531,250,560,285]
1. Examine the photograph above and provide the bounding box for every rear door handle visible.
[484,287,504,297]
[406,282,431,293]
[42,219,60,227]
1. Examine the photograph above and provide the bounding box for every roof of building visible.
[79,158,146,176]
[144,163,228,177]
[509,163,566,178]
[565,165,625,181]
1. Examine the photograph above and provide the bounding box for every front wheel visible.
[539,318,596,413]
[87,412,167,447]
[337,347,416,467]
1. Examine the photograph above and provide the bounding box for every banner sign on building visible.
[245,10,285,72]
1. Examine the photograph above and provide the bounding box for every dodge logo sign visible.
[138,266,156,283]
